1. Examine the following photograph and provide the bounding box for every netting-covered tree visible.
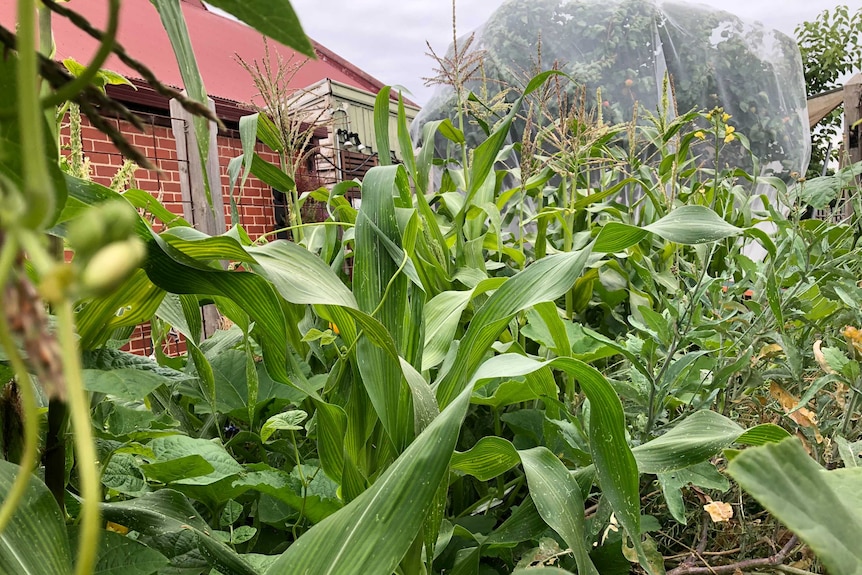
[413,0,810,179]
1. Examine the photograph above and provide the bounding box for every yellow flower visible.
[724,133,735,143]
[705,111,713,120]
[694,131,705,139]
[722,112,731,122]
[328,322,340,335]
[725,125,735,134]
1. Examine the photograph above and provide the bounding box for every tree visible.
[795,4,862,176]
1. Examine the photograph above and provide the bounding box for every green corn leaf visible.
[238,113,258,188]
[520,447,600,575]
[422,279,504,371]
[436,247,591,407]
[396,94,417,181]
[250,153,295,194]
[143,234,318,399]
[149,0,213,210]
[264,385,474,575]
[451,436,520,481]
[374,87,393,166]
[466,354,652,574]
[728,438,862,575]
[0,460,73,575]
[595,206,743,253]
[353,166,416,450]
[203,0,314,57]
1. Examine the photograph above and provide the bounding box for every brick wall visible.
[64,112,300,356]
[64,114,282,238]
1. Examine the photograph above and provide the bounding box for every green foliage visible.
[3,1,862,574]
[796,4,862,175]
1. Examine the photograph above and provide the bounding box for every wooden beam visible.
[843,73,862,167]
[807,89,845,128]
[170,96,226,337]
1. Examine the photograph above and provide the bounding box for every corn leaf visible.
[435,247,591,406]
[0,461,73,575]
[728,438,862,575]
[264,385,473,575]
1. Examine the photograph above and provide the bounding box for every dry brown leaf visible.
[834,382,849,410]
[841,325,862,357]
[704,501,733,523]
[753,343,783,364]
[769,382,823,443]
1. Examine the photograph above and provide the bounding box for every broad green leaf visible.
[644,206,742,243]
[423,278,506,370]
[436,247,591,407]
[657,462,730,524]
[837,436,862,468]
[632,411,789,474]
[196,0,313,57]
[633,411,743,473]
[238,113,257,189]
[264,385,474,575]
[467,355,652,574]
[144,233,319,398]
[247,241,356,307]
[101,490,256,575]
[233,465,342,524]
[728,438,862,575]
[423,290,472,370]
[451,436,520,481]
[353,166,415,450]
[141,455,215,484]
[76,269,166,349]
[260,410,308,442]
[83,368,170,401]
[471,370,557,409]
[250,153,295,193]
[123,188,191,228]
[0,460,73,575]
[102,453,149,496]
[160,227,256,264]
[520,447,599,575]
[69,527,169,575]
[82,348,191,383]
[595,206,743,253]
[593,223,650,253]
[148,436,243,486]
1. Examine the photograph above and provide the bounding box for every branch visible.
[40,0,223,129]
[666,535,799,575]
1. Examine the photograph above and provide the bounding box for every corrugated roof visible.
[0,0,388,106]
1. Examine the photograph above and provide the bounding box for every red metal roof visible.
[0,0,387,106]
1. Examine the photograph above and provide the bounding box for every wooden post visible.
[843,74,862,167]
[170,96,225,337]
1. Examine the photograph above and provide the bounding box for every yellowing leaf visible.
[753,343,783,364]
[841,326,862,357]
[703,501,733,523]
[769,382,823,443]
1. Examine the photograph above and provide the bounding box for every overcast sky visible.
[285,0,854,104]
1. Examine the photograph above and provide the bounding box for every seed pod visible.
[81,238,147,295]
[67,200,139,260]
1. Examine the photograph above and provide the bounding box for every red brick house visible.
[0,0,419,355]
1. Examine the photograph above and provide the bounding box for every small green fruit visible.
[68,200,139,259]
[81,238,147,295]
